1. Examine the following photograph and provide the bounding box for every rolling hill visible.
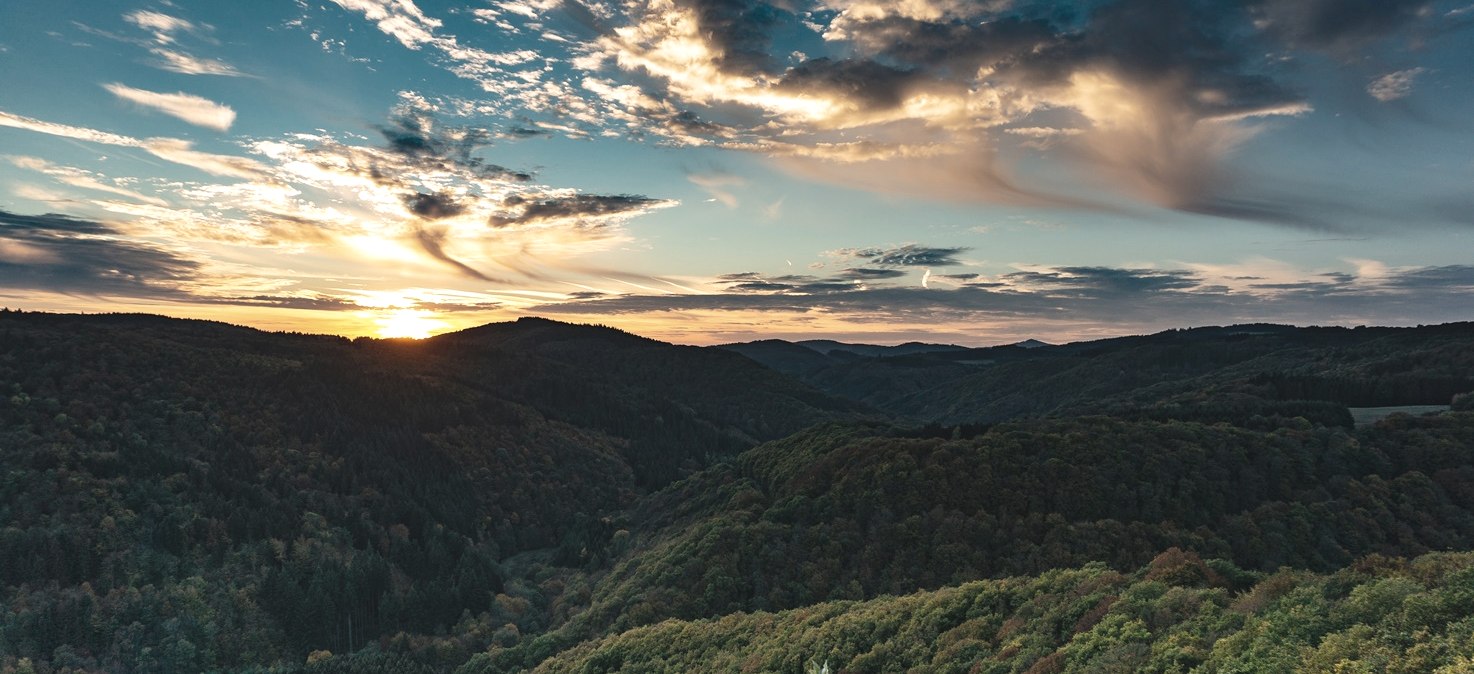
[2,310,1473,673]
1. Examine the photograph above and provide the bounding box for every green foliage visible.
[3,311,1473,673]
[0,312,858,672]
[572,413,1474,631]
[498,552,1474,674]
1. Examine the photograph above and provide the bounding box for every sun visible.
[375,309,446,339]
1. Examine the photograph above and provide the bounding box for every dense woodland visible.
[1,310,1473,673]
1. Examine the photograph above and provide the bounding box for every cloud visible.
[0,110,142,146]
[103,83,237,131]
[403,191,468,219]
[3,97,676,288]
[148,48,245,76]
[840,267,908,280]
[531,259,1474,339]
[412,226,497,281]
[1382,264,1474,290]
[124,10,200,43]
[0,209,495,314]
[834,244,970,267]
[489,193,670,228]
[327,0,441,49]
[7,156,169,206]
[674,0,786,73]
[1367,67,1427,101]
[1002,266,1201,296]
[688,170,744,207]
[305,0,1454,229]
[242,106,676,277]
[377,112,531,180]
[0,210,199,296]
[567,0,1330,222]
[1248,0,1433,52]
[0,109,265,178]
[121,9,246,77]
[323,0,577,126]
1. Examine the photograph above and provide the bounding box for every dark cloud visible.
[0,210,199,296]
[1177,196,1343,233]
[841,244,971,267]
[819,0,1303,119]
[412,227,498,281]
[380,114,489,159]
[840,267,908,280]
[778,58,919,110]
[206,295,362,311]
[677,0,785,72]
[1383,265,1474,290]
[1070,0,1300,115]
[1248,0,1432,51]
[715,271,866,294]
[853,15,1059,77]
[403,191,468,220]
[490,194,665,228]
[376,114,532,182]
[795,280,860,293]
[729,280,797,292]
[1005,266,1202,295]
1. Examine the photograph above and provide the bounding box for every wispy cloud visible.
[8,156,169,207]
[688,171,744,208]
[0,109,263,178]
[103,83,237,131]
[123,10,201,43]
[149,48,244,76]
[1367,68,1427,101]
[121,8,245,76]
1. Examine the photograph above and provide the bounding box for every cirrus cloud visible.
[103,83,237,131]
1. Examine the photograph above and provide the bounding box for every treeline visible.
[479,550,1474,674]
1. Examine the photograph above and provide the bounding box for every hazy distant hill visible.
[721,322,1474,425]
[794,339,968,358]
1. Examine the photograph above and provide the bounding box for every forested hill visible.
[3,310,1474,673]
[0,310,863,672]
[422,316,873,486]
[719,322,1474,424]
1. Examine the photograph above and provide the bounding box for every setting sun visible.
[374,309,446,339]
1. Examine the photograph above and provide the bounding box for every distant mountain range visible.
[719,321,1474,425]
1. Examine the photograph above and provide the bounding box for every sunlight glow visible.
[374,309,448,339]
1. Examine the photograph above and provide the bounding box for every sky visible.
[0,0,1471,345]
